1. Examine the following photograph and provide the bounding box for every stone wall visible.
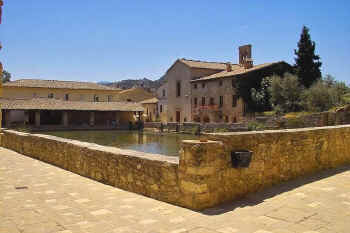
[1,125,350,210]
[0,130,183,206]
[183,125,350,209]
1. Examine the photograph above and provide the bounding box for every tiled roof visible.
[3,79,121,91]
[0,98,144,112]
[180,59,240,70]
[191,62,283,82]
[139,97,159,104]
[115,88,156,102]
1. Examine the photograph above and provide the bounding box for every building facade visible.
[156,82,168,123]
[1,79,144,129]
[164,45,292,123]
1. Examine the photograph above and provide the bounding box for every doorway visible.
[176,111,180,122]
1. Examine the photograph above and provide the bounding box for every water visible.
[42,130,199,156]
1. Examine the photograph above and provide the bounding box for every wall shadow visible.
[200,165,350,215]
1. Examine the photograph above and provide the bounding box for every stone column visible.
[178,140,227,210]
[4,110,10,127]
[89,111,95,127]
[62,111,69,127]
[24,111,29,125]
[35,111,41,127]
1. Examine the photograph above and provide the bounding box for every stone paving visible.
[0,147,350,233]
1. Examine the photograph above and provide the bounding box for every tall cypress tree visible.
[294,26,322,88]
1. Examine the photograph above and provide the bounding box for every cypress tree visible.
[294,26,322,88]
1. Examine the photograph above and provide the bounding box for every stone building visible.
[165,45,292,123]
[156,82,168,123]
[114,87,155,102]
[3,79,122,102]
[139,97,159,122]
[1,79,144,128]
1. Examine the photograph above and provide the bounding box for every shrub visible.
[302,77,348,112]
[247,121,265,131]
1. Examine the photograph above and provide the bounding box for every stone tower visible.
[239,44,253,69]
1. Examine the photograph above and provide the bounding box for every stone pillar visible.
[178,140,226,210]
[62,111,69,127]
[24,111,29,125]
[4,110,10,127]
[35,111,41,127]
[89,111,95,127]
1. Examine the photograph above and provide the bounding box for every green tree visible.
[250,76,272,110]
[1,70,11,83]
[294,26,322,88]
[268,73,304,113]
[302,75,348,112]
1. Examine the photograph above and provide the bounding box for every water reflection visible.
[43,130,199,156]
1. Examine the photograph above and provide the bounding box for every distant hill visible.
[99,76,166,92]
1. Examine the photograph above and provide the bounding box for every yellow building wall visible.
[141,103,158,122]
[3,87,121,102]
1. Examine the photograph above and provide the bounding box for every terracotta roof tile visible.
[3,79,121,91]
[191,62,282,82]
[0,98,144,112]
[180,59,240,70]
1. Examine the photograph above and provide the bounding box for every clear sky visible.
[1,1,349,83]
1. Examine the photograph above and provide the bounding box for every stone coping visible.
[206,124,350,136]
[2,129,179,164]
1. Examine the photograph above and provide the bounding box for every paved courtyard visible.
[0,147,349,233]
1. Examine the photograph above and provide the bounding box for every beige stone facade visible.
[166,60,225,123]
[156,82,168,123]
[3,79,121,102]
[164,45,291,123]
[140,98,159,122]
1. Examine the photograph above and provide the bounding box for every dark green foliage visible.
[294,26,322,88]
[250,77,272,111]
[302,76,348,112]
[1,70,11,83]
[268,73,304,113]
[236,62,293,112]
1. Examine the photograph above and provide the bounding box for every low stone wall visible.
[1,125,350,210]
[183,125,350,209]
[0,130,183,206]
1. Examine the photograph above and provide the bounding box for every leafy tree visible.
[302,75,348,112]
[268,73,304,113]
[250,76,272,110]
[1,70,11,83]
[294,26,322,88]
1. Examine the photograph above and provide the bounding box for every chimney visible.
[226,62,232,72]
[239,44,253,68]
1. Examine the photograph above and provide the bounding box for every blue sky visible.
[1,1,350,83]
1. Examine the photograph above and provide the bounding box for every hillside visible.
[100,76,166,91]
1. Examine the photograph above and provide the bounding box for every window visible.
[160,104,163,113]
[202,83,205,88]
[48,93,54,98]
[194,84,197,89]
[64,94,69,101]
[107,95,112,102]
[232,79,236,88]
[194,97,198,107]
[219,80,223,86]
[219,96,223,107]
[176,81,181,97]
[201,97,206,106]
[94,95,99,102]
[184,117,187,122]
[127,98,132,102]
[162,89,166,97]
[232,95,238,107]
[209,97,214,105]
